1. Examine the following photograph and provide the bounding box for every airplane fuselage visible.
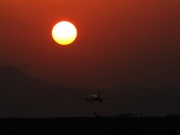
[88,95,102,103]
[78,90,111,103]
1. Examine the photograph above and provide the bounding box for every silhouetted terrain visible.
[0,117,180,135]
[0,65,180,117]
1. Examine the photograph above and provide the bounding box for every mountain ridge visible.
[0,65,180,117]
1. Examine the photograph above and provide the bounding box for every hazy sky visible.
[1,0,180,88]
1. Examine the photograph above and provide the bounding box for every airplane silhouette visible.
[77,90,111,103]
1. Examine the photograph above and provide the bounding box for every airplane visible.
[77,90,112,103]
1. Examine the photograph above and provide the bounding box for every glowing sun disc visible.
[52,21,77,45]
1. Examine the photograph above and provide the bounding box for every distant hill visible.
[0,65,57,88]
[0,65,180,117]
[0,65,79,117]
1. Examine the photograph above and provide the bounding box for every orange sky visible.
[1,0,180,88]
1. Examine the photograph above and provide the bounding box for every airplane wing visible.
[77,97,89,100]
[101,97,112,100]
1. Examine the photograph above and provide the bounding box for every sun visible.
[52,21,77,45]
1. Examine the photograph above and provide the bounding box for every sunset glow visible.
[1,0,180,119]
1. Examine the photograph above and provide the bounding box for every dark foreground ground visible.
[0,117,180,135]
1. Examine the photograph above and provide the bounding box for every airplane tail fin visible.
[98,89,100,97]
